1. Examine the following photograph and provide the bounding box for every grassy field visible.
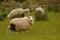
[0,12,60,40]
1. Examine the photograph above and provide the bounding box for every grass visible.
[0,12,60,40]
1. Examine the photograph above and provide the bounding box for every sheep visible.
[6,16,34,33]
[35,7,47,21]
[24,8,30,14]
[7,8,25,19]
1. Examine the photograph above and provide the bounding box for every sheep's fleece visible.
[7,8,25,19]
[7,16,34,32]
[35,7,45,15]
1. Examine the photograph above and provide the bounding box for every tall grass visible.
[47,5,60,12]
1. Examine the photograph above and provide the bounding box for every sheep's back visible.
[10,18,31,30]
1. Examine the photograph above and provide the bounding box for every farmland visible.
[0,11,60,40]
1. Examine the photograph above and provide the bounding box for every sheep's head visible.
[28,16,34,24]
[7,14,15,19]
[7,14,12,19]
[23,16,34,25]
[35,7,45,15]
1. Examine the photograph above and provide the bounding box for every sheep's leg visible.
[6,25,11,34]
[6,23,16,34]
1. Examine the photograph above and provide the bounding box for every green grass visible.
[0,12,60,40]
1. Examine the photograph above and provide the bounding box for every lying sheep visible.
[35,7,47,21]
[6,16,34,33]
[7,8,25,19]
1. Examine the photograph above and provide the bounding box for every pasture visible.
[0,12,60,40]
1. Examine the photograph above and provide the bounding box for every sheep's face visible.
[7,15,12,19]
[29,16,34,24]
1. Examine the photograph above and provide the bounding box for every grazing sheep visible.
[6,16,34,33]
[35,7,47,21]
[7,8,25,19]
[24,8,30,14]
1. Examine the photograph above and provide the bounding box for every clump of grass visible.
[0,15,4,21]
[34,11,48,21]
[47,6,52,12]
[0,13,8,21]
[47,6,60,12]
[53,6,59,12]
[2,13,8,18]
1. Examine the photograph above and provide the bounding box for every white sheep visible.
[6,16,34,33]
[35,7,45,15]
[35,7,46,21]
[7,8,25,19]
